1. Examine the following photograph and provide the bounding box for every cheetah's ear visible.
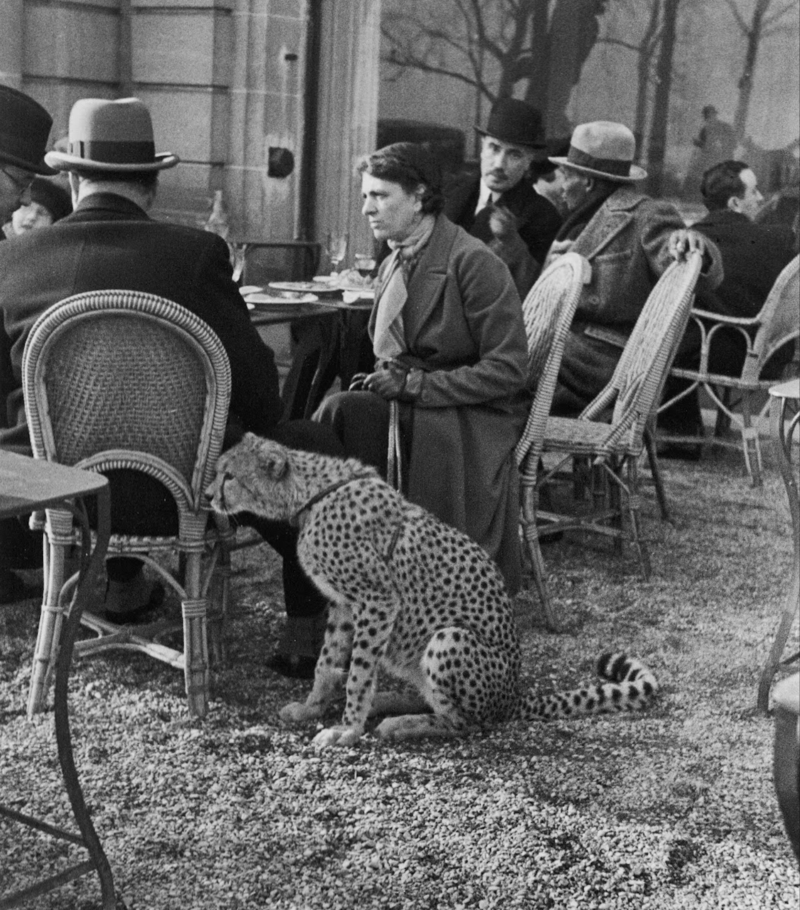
[259,442,290,481]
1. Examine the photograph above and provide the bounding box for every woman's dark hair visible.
[701,160,748,211]
[357,142,444,215]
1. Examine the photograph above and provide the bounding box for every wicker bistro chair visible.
[529,252,704,621]
[657,255,800,486]
[514,252,591,629]
[23,290,233,718]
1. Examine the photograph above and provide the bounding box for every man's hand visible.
[488,203,520,241]
[668,229,708,261]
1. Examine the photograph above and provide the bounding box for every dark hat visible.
[549,121,647,183]
[475,98,546,150]
[28,177,72,222]
[45,97,179,173]
[0,85,56,175]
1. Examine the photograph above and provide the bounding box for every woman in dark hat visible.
[315,142,530,594]
[4,176,72,237]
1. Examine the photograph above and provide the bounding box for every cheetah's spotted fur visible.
[207,434,658,748]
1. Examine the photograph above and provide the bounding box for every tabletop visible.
[0,450,108,520]
[769,378,800,400]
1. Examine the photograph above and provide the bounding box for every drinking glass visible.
[354,253,376,278]
[325,231,349,274]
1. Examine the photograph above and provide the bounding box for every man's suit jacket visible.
[692,208,796,319]
[0,193,283,455]
[443,173,562,296]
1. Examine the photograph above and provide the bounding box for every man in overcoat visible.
[546,121,723,415]
[0,85,59,601]
[0,98,340,673]
[443,98,562,298]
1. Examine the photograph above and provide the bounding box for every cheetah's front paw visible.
[312,725,364,750]
[279,701,325,724]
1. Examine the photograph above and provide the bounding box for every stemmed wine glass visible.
[325,231,349,274]
[227,241,249,283]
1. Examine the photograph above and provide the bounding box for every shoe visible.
[0,570,38,604]
[102,578,165,624]
[538,529,564,545]
[266,652,317,680]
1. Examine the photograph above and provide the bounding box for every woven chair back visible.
[515,252,590,466]
[23,290,231,501]
[749,255,799,381]
[608,252,703,432]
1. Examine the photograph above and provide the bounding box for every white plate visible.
[239,285,263,296]
[245,291,319,305]
[269,280,341,297]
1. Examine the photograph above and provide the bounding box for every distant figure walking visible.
[683,105,737,200]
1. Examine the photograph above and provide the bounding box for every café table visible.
[757,378,800,714]
[0,451,115,908]
[248,293,373,420]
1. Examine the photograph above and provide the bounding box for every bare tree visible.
[723,0,799,139]
[645,0,681,193]
[381,0,613,135]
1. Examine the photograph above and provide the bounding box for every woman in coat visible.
[315,143,530,593]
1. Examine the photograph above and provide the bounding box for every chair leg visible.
[208,542,230,666]
[181,553,210,718]
[758,561,800,714]
[644,425,671,522]
[27,541,68,717]
[520,481,562,631]
[625,459,651,580]
[739,393,763,486]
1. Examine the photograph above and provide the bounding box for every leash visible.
[291,472,376,523]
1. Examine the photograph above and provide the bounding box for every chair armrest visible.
[689,308,760,328]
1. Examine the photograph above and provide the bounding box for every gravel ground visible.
[1,446,798,909]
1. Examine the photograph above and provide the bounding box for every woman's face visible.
[361,173,423,243]
[11,201,54,234]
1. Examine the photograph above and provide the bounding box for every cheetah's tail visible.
[518,652,658,722]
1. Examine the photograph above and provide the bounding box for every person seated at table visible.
[0,85,61,603]
[315,142,530,593]
[659,159,797,453]
[2,175,71,238]
[544,120,722,417]
[443,98,562,298]
[0,96,341,677]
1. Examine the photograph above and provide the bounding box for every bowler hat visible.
[0,85,56,175]
[550,121,647,183]
[475,98,546,150]
[45,98,179,172]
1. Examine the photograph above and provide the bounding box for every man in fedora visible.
[0,84,59,601]
[444,98,562,297]
[545,120,723,415]
[0,85,56,229]
[0,98,341,665]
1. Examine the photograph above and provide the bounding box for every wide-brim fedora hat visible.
[550,121,647,183]
[45,97,179,172]
[475,98,547,150]
[0,85,57,175]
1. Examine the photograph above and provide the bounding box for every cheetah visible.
[206,433,658,749]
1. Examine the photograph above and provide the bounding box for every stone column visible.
[313,0,381,269]
[0,0,24,89]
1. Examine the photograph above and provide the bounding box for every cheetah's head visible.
[205,433,301,522]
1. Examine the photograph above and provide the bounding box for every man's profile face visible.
[730,168,763,222]
[0,165,34,225]
[560,166,593,213]
[480,136,535,195]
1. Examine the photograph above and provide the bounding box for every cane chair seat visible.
[514,252,591,628]
[23,290,233,718]
[658,255,799,485]
[530,252,703,622]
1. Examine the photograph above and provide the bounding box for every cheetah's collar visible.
[291,472,377,523]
